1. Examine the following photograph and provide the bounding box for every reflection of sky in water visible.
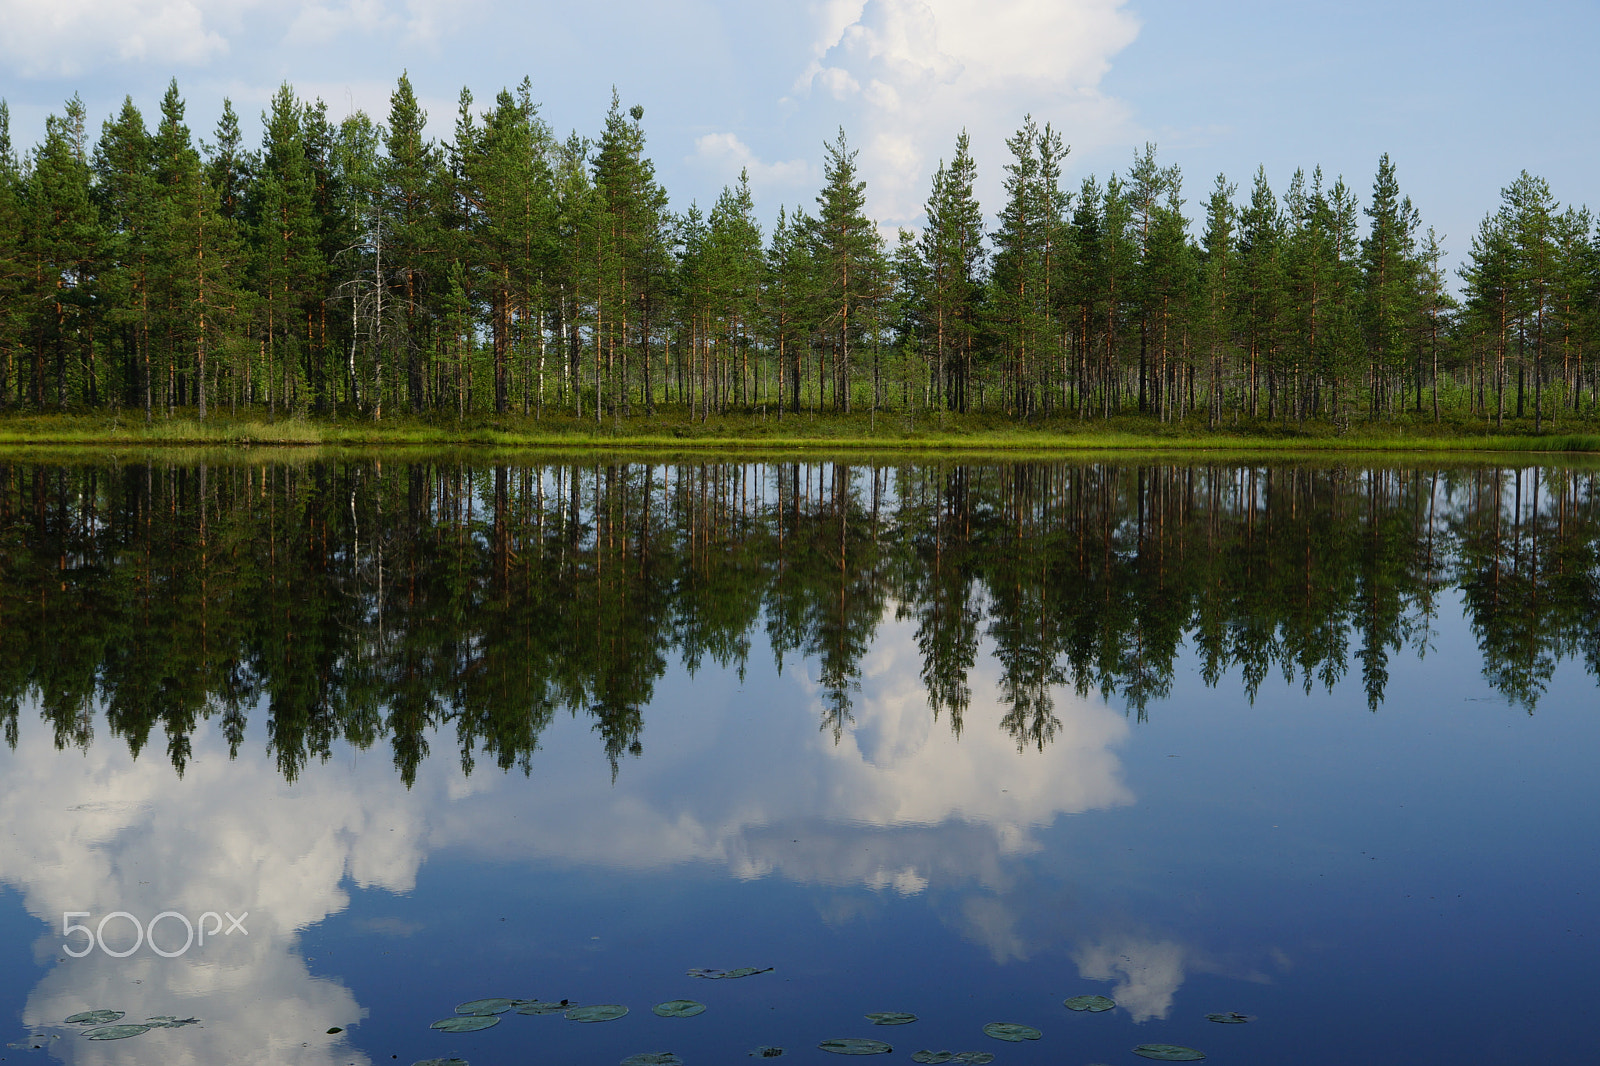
[0,593,1597,1064]
[0,609,1143,1063]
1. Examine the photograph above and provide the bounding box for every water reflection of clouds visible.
[1073,938,1188,1022]
[0,609,1146,1057]
[434,612,1135,898]
[0,726,443,1064]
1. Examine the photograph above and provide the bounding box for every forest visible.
[2,458,1594,782]
[0,75,1596,429]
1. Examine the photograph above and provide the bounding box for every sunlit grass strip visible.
[2,411,1600,455]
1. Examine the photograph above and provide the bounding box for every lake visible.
[0,457,1594,1065]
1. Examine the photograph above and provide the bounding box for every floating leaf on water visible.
[430,1016,500,1033]
[748,1047,784,1058]
[686,969,725,979]
[66,1011,125,1025]
[652,1000,706,1018]
[910,1051,952,1063]
[327,1026,345,1034]
[515,1000,573,1015]
[864,1013,916,1026]
[456,999,517,1016]
[818,1039,893,1055]
[621,1054,683,1066]
[145,1017,200,1029]
[951,1054,993,1065]
[84,1025,151,1041]
[411,1059,470,1066]
[566,1005,629,1023]
[1204,1012,1251,1024]
[1063,995,1115,1013]
[1132,1045,1206,1061]
[982,1023,1040,1042]
[724,967,773,979]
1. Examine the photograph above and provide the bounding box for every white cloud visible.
[0,0,239,75]
[793,0,1142,224]
[0,0,462,78]
[694,132,815,193]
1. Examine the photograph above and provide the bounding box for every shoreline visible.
[3,410,1600,457]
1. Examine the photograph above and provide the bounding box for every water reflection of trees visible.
[0,460,1596,779]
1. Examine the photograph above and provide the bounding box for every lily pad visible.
[982,1023,1041,1042]
[566,1005,629,1023]
[621,1054,683,1066]
[456,999,518,1016]
[687,966,773,979]
[910,1052,952,1063]
[145,1017,200,1028]
[653,1000,706,1018]
[725,967,772,978]
[1132,1045,1205,1061]
[818,1038,893,1055]
[1204,1012,1251,1024]
[864,1012,916,1026]
[952,1054,993,1065]
[66,1011,125,1025]
[515,1000,573,1015]
[749,1047,784,1058]
[430,1016,500,1033]
[1063,995,1115,1012]
[84,1025,151,1040]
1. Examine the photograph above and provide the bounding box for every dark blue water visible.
[0,460,1595,1065]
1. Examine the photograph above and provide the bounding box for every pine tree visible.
[590,94,669,420]
[811,128,878,413]
[252,83,323,413]
[1500,171,1558,428]
[765,204,817,415]
[1197,174,1237,424]
[707,171,762,409]
[1461,210,1515,425]
[1361,154,1420,416]
[919,131,985,412]
[382,72,443,412]
[93,97,157,413]
[23,95,100,408]
[152,80,242,418]
[1237,167,1283,417]
[1551,205,1596,413]
[1416,227,1456,422]
[0,101,21,408]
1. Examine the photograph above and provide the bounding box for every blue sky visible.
[1,0,1595,271]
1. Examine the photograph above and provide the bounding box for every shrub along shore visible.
[2,409,1599,455]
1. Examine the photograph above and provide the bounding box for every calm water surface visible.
[0,458,1594,1065]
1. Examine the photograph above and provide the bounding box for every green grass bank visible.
[4,408,1600,456]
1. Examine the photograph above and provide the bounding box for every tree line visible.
[2,458,1594,782]
[0,76,1596,426]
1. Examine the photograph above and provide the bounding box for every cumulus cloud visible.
[0,0,239,75]
[792,0,1142,224]
[694,132,815,195]
[0,0,460,78]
